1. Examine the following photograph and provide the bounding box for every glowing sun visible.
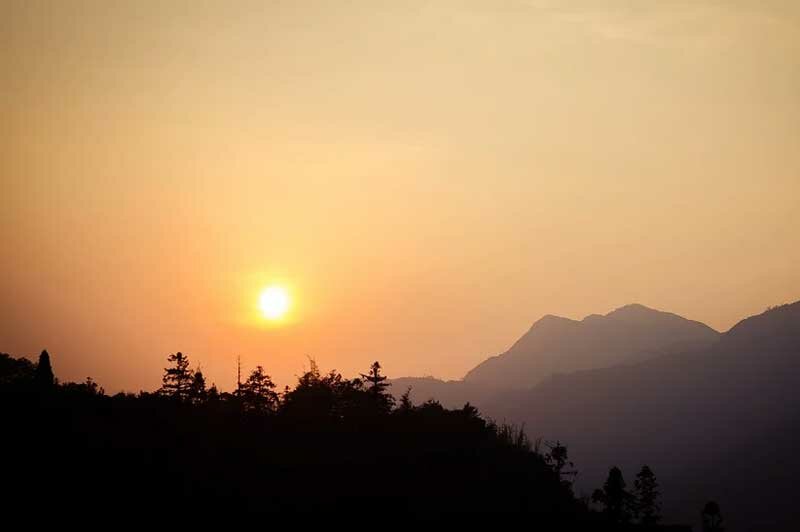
[259,285,290,320]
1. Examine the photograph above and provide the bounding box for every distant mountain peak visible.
[605,303,661,318]
[532,313,577,327]
[464,303,720,387]
[523,314,579,338]
[531,304,671,328]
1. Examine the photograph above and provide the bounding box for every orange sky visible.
[2,1,799,392]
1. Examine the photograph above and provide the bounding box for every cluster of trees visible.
[591,465,663,526]
[156,352,394,417]
[0,349,720,528]
[157,351,281,411]
[589,465,724,530]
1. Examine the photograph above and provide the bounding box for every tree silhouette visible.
[361,361,389,393]
[35,349,54,388]
[397,387,414,413]
[188,369,207,404]
[0,353,35,385]
[544,440,577,487]
[592,466,634,524]
[240,365,279,413]
[159,352,193,401]
[360,361,394,412]
[207,383,220,402]
[80,376,103,395]
[633,465,661,525]
[702,501,724,531]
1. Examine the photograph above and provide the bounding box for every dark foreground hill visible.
[0,353,594,523]
[0,352,703,529]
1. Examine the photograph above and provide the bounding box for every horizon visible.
[3,1,799,393]
[4,298,796,394]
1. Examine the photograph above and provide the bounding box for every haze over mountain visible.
[465,304,719,388]
[393,304,720,407]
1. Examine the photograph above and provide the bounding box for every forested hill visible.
[0,351,696,529]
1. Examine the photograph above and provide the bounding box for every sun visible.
[259,285,290,320]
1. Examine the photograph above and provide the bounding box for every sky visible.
[2,0,799,392]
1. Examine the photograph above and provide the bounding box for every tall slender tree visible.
[396,387,414,413]
[35,349,55,388]
[360,361,393,412]
[360,361,389,394]
[544,440,578,487]
[159,352,193,401]
[634,465,661,525]
[188,368,207,404]
[207,383,220,403]
[592,466,634,524]
[702,501,724,532]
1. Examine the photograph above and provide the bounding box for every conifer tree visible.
[544,441,577,487]
[360,361,389,394]
[207,383,220,402]
[360,361,393,411]
[188,369,207,404]
[397,387,414,413]
[240,365,279,412]
[160,352,193,401]
[634,465,662,525]
[592,466,634,524]
[702,501,724,532]
[35,349,55,388]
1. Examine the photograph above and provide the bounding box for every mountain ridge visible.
[463,303,719,387]
[391,303,721,408]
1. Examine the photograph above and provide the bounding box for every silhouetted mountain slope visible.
[393,304,719,408]
[465,304,719,389]
[720,301,800,351]
[483,301,800,532]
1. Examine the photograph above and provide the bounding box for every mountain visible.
[482,301,800,531]
[392,304,720,407]
[464,304,720,389]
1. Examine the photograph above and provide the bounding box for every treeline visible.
[0,350,718,528]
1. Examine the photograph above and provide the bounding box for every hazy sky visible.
[2,0,799,392]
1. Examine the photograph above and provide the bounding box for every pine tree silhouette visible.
[360,361,394,412]
[35,349,54,388]
[240,365,279,412]
[188,368,207,404]
[159,352,193,401]
[702,501,724,531]
[207,383,220,402]
[592,466,634,524]
[361,361,389,393]
[633,465,661,525]
[397,387,414,413]
[544,440,577,487]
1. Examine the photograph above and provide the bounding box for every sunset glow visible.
[2,1,798,395]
